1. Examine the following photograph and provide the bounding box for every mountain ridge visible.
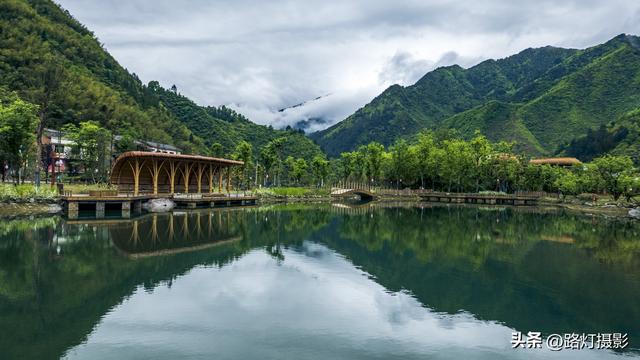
[311,34,640,158]
[0,0,322,159]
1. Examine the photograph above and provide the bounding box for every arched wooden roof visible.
[110,151,244,195]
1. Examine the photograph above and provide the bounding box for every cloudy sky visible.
[58,0,640,132]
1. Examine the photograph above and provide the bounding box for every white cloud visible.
[65,243,622,359]
[58,0,640,131]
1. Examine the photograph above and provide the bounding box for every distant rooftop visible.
[139,140,181,152]
[46,129,181,153]
[529,157,582,166]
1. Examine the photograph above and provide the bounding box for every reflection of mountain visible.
[0,207,331,359]
[314,206,640,346]
[0,211,251,359]
[1,205,639,358]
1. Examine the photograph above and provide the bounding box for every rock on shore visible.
[630,208,640,219]
[142,198,176,213]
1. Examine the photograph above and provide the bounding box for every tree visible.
[264,137,286,186]
[521,164,560,192]
[389,139,416,189]
[591,155,634,200]
[488,154,522,193]
[284,156,296,185]
[310,155,330,187]
[439,139,473,192]
[26,58,65,186]
[291,158,308,185]
[554,170,580,200]
[619,172,640,202]
[115,129,138,154]
[62,121,111,183]
[0,96,39,184]
[469,132,493,191]
[620,171,640,202]
[339,152,355,182]
[415,131,437,189]
[232,141,253,189]
[210,142,224,157]
[260,145,277,186]
[362,142,385,185]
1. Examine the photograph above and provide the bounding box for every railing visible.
[331,184,558,199]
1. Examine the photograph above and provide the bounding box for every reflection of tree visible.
[1,205,639,357]
[0,211,252,359]
[0,207,334,359]
[334,205,640,268]
[246,204,334,262]
[317,205,640,348]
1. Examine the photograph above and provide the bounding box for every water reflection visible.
[0,204,638,359]
[106,210,242,258]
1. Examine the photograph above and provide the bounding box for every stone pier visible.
[68,202,79,220]
[96,202,105,219]
[122,201,131,218]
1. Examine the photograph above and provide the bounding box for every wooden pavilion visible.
[110,151,244,196]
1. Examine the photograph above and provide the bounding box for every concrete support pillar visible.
[122,201,131,218]
[68,202,79,220]
[133,200,142,214]
[96,202,105,219]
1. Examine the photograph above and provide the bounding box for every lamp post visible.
[50,153,57,186]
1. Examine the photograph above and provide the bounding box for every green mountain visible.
[559,107,640,163]
[0,0,322,160]
[149,83,324,160]
[312,34,640,157]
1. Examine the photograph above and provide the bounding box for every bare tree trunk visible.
[34,109,47,187]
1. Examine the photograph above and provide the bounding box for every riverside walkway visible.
[331,182,542,206]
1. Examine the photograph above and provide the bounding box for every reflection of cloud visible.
[58,0,640,131]
[66,242,622,359]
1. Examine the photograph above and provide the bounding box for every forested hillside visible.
[312,34,640,158]
[149,84,323,160]
[0,0,206,152]
[559,107,640,163]
[0,0,322,160]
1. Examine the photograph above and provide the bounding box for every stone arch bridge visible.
[330,187,377,200]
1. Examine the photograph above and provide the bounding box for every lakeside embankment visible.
[1,184,637,219]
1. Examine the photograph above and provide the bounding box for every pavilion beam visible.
[196,162,205,194]
[149,159,165,195]
[170,160,177,194]
[208,164,214,194]
[127,158,144,196]
[162,160,178,195]
[180,162,194,193]
[218,167,223,193]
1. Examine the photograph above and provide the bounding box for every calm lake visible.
[1,203,639,359]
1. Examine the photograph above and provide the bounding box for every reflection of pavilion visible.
[0,211,253,360]
[69,210,243,259]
